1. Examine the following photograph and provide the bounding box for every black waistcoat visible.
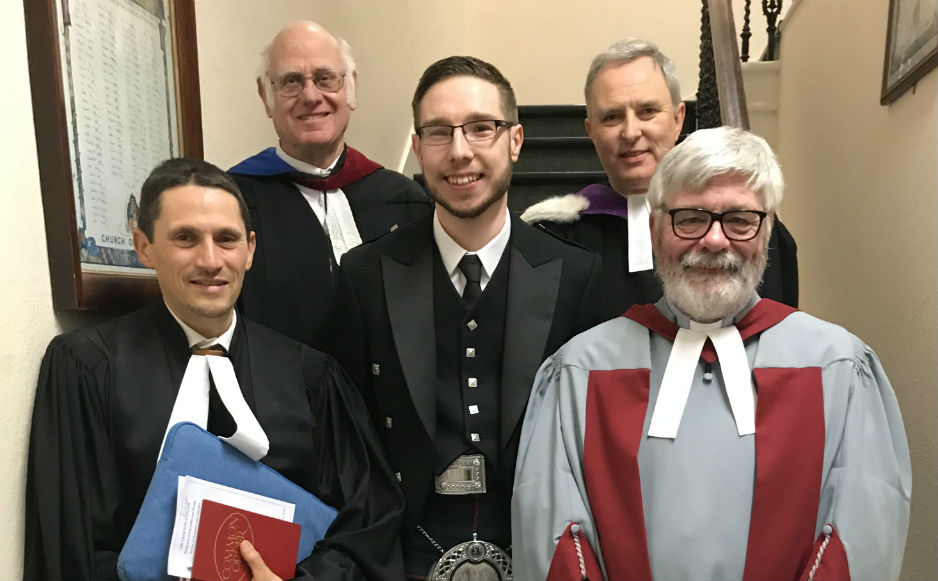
[432,245,510,477]
[404,247,513,573]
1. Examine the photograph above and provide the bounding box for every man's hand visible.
[239,539,284,581]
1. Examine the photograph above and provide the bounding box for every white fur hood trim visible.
[520,194,589,224]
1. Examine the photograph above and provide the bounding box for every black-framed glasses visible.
[271,69,346,97]
[667,208,767,241]
[415,120,516,146]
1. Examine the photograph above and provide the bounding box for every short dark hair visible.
[137,158,251,240]
[412,56,518,127]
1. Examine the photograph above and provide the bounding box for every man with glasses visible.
[327,56,604,579]
[228,21,430,348]
[521,38,799,318]
[512,127,910,581]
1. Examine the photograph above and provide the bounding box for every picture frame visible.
[881,0,938,105]
[24,0,203,311]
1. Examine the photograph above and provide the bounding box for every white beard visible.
[657,244,767,322]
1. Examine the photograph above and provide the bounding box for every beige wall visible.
[777,1,938,579]
[194,0,335,170]
[197,0,774,170]
[0,1,63,576]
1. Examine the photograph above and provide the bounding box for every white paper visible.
[166,475,295,578]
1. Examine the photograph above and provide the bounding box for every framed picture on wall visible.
[881,0,938,105]
[24,0,203,311]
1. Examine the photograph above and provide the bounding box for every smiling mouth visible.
[447,174,481,186]
[298,112,329,120]
[619,150,646,158]
[192,279,227,287]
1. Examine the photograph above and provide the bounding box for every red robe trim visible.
[623,299,797,344]
[575,300,826,580]
[798,526,850,581]
[745,367,826,580]
[547,522,605,581]
[290,146,382,191]
[582,369,652,580]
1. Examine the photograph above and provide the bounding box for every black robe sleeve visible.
[26,321,404,581]
[293,353,405,581]
[24,333,125,580]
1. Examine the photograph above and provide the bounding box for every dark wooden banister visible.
[708,0,751,129]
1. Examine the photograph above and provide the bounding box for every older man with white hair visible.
[511,126,911,581]
[229,21,430,348]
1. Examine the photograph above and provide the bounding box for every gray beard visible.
[656,244,767,323]
[427,167,512,219]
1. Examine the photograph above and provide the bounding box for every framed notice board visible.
[881,0,938,104]
[24,0,203,310]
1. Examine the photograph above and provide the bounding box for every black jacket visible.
[327,214,606,530]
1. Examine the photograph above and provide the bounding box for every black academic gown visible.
[327,214,606,535]
[24,301,405,581]
[232,169,431,349]
[537,209,799,317]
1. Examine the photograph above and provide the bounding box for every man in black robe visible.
[520,38,798,316]
[230,20,431,348]
[24,158,404,580]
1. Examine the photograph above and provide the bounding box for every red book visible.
[191,500,301,581]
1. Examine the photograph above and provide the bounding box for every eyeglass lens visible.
[419,120,506,146]
[671,209,763,240]
[274,70,344,96]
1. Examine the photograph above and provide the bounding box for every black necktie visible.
[191,344,236,437]
[458,254,483,306]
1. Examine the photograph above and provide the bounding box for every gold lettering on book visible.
[213,512,254,581]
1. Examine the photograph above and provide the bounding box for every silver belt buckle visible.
[428,534,512,581]
[434,454,486,495]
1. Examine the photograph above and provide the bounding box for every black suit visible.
[328,214,605,537]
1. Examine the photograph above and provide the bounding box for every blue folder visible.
[117,422,338,581]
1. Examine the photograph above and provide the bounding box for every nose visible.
[299,77,323,103]
[194,239,224,271]
[447,126,474,160]
[699,219,732,252]
[619,110,641,141]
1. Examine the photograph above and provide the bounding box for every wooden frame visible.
[24,0,203,311]
[881,0,938,105]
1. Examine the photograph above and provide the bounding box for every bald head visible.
[259,21,357,110]
[256,21,358,167]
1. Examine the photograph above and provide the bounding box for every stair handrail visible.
[707,0,751,129]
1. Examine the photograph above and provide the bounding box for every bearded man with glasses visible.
[512,127,911,581]
[327,56,605,579]
[228,21,430,350]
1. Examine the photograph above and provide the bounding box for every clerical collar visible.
[578,183,652,272]
[648,292,762,439]
[433,208,511,292]
[275,145,340,177]
[165,301,237,352]
[662,293,761,330]
[159,304,269,462]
